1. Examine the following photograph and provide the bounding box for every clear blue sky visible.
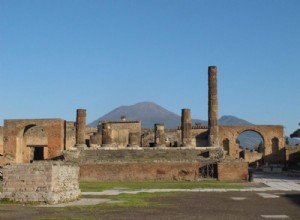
[0,0,299,135]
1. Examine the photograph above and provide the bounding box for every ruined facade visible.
[2,119,65,163]
[100,120,141,148]
[0,65,287,167]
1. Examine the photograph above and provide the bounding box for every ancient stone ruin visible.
[1,162,80,204]
[0,65,295,203]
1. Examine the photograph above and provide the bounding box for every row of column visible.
[75,66,219,148]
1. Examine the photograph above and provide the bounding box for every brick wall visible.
[217,161,248,181]
[80,162,201,181]
[3,119,65,163]
[1,162,80,204]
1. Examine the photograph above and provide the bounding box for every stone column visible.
[128,132,140,147]
[154,124,166,147]
[90,133,102,149]
[101,123,113,147]
[181,109,192,146]
[208,66,219,146]
[75,109,87,148]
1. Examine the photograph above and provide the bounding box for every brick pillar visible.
[75,109,87,148]
[154,123,166,147]
[181,109,192,146]
[208,66,219,146]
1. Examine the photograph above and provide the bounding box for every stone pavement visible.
[80,173,300,197]
[2,172,300,207]
[253,172,300,191]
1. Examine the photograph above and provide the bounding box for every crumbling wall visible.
[217,161,248,181]
[64,149,223,181]
[3,119,65,163]
[102,121,141,147]
[242,150,263,165]
[286,145,300,168]
[141,128,208,147]
[1,162,80,204]
[0,126,3,155]
[65,121,76,150]
[80,162,200,181]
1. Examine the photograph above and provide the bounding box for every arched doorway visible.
[237,130,264,152]
[16,125,48,163]
[237,130,264,165]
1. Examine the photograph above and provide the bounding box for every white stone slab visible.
[261,215,289,219]
[257,193,280,199]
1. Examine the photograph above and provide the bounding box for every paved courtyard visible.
[1,172,300,219]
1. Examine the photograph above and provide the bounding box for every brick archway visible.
[3,119,65,163]
[14,124,49,163]
[219,125,285,161]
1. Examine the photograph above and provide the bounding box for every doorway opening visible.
[33,147,44,160]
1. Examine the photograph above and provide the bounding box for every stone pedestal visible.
[1,162,81,204]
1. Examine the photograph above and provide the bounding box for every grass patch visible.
[66,192,174,211]
[80,180,245,192]
[0,198,15,204]
[108,192,173,207]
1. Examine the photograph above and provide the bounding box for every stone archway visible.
[219,125,285,163]
[16,125,48,163]
[237,130,265,151]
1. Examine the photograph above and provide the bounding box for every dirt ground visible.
[0,191,300,220]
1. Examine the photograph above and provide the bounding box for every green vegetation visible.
[0,198,15,204]
[80,180,245,192]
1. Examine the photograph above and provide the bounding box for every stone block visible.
[0,162,80,204]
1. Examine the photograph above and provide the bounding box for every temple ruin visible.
[0,65,295,183]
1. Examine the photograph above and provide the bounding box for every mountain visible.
[89,101,290,149]
[89,102,251,129]
[89,102,177,128]
[219,115,253,125]
[89,102,206,128]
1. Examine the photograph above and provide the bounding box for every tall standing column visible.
[181,109,192,146]
[208,66,219,146]
[75,109,87,148]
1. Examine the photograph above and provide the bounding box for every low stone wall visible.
[1,162,81,204]
[64,148,222,164]
[80,162,202,181]
[217,161,248,181]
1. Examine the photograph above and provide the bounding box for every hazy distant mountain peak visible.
[219,115,253,125]
[89,101,182,127]
[89,102,251,128]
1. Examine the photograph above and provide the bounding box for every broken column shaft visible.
[208,66,219,146]
[154,123,166,147]
[181,109,192,146]
[75,109,87,147]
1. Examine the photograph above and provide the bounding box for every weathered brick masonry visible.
[64,149,222,181]
[217,161,248,181]
[80,162,201,181]
[1,162,81,204]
